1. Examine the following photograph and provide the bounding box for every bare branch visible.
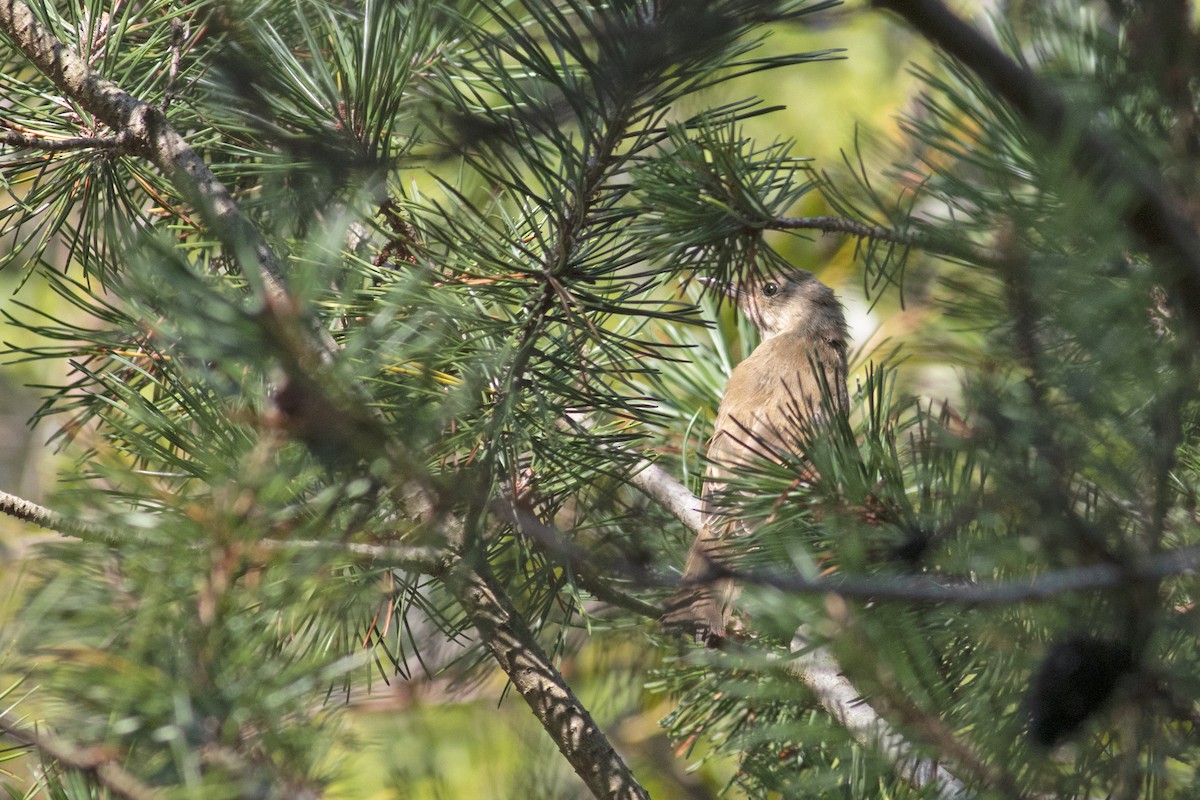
[0,488,65,530]
[626,464,1199,606]
[628,459,704,534]
[260,538,450,575]
[773,214,916,241]
[0,711,163,800]
[789,639,975,799]
[623,464,1200,605]
[448,559,650,800]
[714,546,1200,605]
[0,127,134,152]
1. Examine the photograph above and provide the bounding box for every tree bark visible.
[449,558,650,800]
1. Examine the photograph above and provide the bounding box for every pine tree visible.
[1,1,1199,799]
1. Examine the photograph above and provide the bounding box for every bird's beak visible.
[697,275,737,297]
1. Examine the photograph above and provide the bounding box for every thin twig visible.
[491,498,663,620]
[771,214,999,266]
[0,488,450,574]
[719,547,1200,604]
[13,475,1197,609]
[1,128,134,152]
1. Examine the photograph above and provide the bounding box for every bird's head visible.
[708,268,846,342]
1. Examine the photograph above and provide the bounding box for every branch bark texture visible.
[0,0,286,299]
[448,559,650,800]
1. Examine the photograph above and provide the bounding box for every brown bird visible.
[663,267,849,644]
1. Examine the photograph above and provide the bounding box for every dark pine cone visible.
[1026,633,1134,748]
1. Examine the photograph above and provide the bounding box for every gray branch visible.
[628,459,704,534]
[789,638,973,798]
[1,127,135,152]
[633,462,974,799]
[722,549,1200,604]
[0,0,287,302]
[448,559,650,800]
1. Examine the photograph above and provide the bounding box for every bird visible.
[663,267,849,644]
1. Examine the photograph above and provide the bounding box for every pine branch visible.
[0,711,162,800]
[770,214,999,266]
[788,640,974,799]
[250,389,654,798]
[624,458,1200,605]
[447,558,650,800]
[631,464,972,798]
[0,488,450,573]
[0,127,136,152]
[0,488,71,530]
[0,27,646,792]
[872,0,1200,342]
[0,0,290,308]
[1,486,647,799]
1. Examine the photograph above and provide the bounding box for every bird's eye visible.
[762,282,779,297]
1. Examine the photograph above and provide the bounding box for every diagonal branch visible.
[631,461,975,799]
[789,639,974,798]
[491,498,663,619]
[628,459,704,534]
[0,0,287,304]
[872,0,1200,342]
[447,558,649,800]
[0,711,162,800]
